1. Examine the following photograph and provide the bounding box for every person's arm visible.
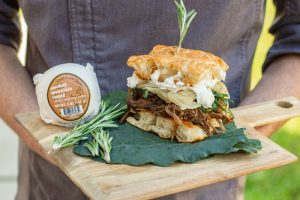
[0,1,56,164]
[240,0,300,136]
[0,45,56,165]
[240,55,300,136]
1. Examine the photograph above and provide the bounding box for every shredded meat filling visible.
[121,89,233,135]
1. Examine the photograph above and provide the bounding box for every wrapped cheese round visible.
[33,63,101,127]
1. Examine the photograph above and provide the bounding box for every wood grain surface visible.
[16,97,299,200]
[232,96,300,127]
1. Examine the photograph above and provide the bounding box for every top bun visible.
[127,45,229,86]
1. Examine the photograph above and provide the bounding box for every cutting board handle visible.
[232,96,300,127]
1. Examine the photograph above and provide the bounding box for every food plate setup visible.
[16,96,299,200]
[16,1,299,199]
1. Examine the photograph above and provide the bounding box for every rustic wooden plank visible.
[232,96,300,127]
[15,97,299,200]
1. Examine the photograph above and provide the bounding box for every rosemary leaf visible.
[174,0,197,49]
[52,101,126,151]
[93,129,113,163]
[84,138,99,156]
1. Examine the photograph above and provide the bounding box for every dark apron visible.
[16,1,265,199]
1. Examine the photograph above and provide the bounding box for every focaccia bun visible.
[126,111,176,139]
[176,121,207,142]
[126,111,208,142]
[127,45,229,85]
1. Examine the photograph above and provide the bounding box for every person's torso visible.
[17,1,265,199]
[20,0,265,105]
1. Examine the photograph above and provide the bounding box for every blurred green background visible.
[246,0,300,199]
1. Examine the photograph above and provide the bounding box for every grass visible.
[246,0,300,199]
[246,123,300,200]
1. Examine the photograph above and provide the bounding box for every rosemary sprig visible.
[84,137,99,157]
[52,101,126,150]
[83,129,113,163]
[174,0,197,48]
[52,131,89,150]
[94,129,113,163]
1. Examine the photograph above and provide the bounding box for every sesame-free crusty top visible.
[127,45,229,85]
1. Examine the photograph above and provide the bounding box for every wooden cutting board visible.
[16,97,299,200]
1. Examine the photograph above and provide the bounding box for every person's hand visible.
[0,44,59,167]
[41,150,58,166]
[238,55,300,137]
[239,55,300,136]
[17,124,58,166]
[239,99,287,137]
[254,120,286,137]
[21,125,58,166]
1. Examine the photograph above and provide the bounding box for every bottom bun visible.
[176,121,207,142]
[126,111,207,142]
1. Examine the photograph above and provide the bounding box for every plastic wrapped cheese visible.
[33,63,101,127]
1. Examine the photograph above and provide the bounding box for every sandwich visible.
[120,45,234,142]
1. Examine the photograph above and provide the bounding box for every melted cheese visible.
[149,70,183,89]
[218,68,226,81]
[150,69,160,82]
[130,68,227,108]
[191,80,217,107]
[127,72,145,88]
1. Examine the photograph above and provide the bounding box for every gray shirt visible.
[1,0,300,200]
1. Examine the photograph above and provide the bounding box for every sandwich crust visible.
[127,45,229,85]
[126,111,208,142]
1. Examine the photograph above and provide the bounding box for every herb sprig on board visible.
[174,0,197,49]
[84,129,113,163]
[52,101,126,162]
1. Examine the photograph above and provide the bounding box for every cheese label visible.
[47,73,90,121]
